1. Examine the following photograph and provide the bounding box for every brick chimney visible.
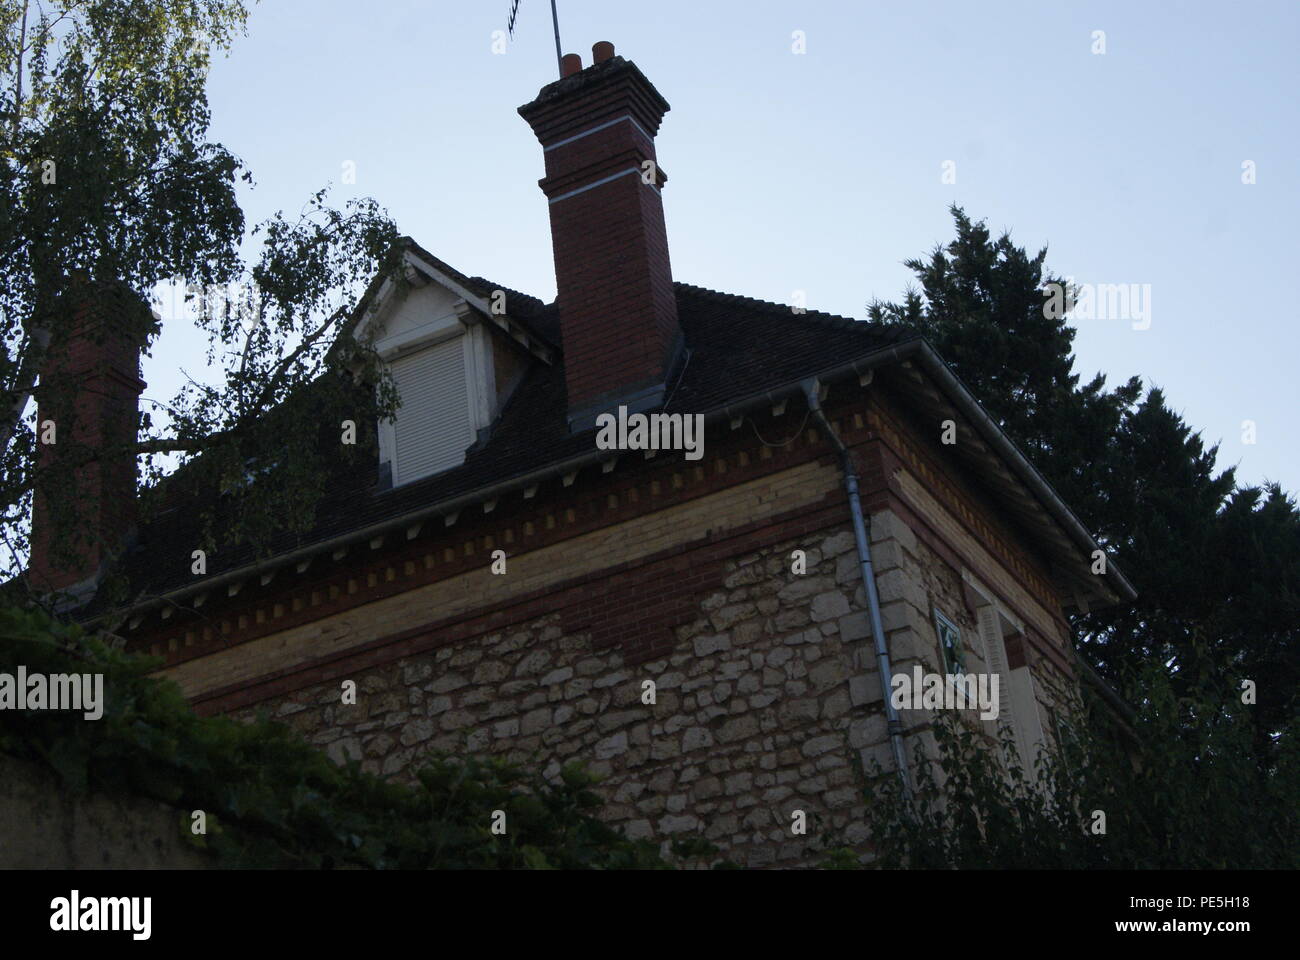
[519,43,683,431]
[28,282,152,599]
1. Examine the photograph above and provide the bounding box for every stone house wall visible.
[133,390,1090,867]
[233,523,898,868]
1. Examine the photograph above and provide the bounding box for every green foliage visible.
[869,205,1300,767]
[862,206,1300,864]
[867,204,1142,528]
[842,658,1299,869]
[1,1,404,585]
[0,603,723,869]
[2,0,252,557]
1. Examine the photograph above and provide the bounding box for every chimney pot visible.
[560,53,583,77]
[592,41,615,63]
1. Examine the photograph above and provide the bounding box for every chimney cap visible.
[592,41,615,63]
[518,56,671,133]
[560,53,583,77]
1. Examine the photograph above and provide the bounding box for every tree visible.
[868,205,1300,766]
[846,660,1299,869]
[867,205,1141,525]
[1,1,403,599]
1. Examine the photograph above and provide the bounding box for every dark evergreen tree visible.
[868,205,1299,767]
[868,205,1141,526]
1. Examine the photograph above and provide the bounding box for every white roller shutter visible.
[1008,664,1047,776]
[977,606,1047,778]
[389,337,472,484]
[978,605,1019,763]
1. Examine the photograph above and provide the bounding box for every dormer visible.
[352,244,553,489]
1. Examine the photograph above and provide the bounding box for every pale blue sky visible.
[150,0,1300,492]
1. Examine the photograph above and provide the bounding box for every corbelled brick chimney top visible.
[519,44,683,431]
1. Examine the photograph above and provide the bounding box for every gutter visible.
[801,378,914,803]
[904,342,1137,604]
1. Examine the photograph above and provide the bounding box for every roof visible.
[82,253,1134,619]
[92,278,916,607]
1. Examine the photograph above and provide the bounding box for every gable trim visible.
[353,248,553,366]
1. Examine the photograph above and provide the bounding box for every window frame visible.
[933,607,966,675]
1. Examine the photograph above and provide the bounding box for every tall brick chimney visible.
[28,282,152,599]
[519,43,683,430]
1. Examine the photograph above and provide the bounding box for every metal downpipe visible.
[801,380,913,803]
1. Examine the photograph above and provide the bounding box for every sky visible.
[148,0,1300,492]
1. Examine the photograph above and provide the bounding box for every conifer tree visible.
[869,205,1299,764]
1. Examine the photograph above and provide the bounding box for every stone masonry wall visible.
[0,754,211,869]
[868,470,1082,778]
[142,391,1091,868]
[220,494,1081,868]
[233,521,907,868]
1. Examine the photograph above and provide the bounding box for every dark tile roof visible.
[102,282,916,606]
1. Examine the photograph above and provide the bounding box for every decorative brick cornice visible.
[131,403,842,666]
[864,396,1061,614]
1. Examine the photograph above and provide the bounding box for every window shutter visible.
[1008,664,1047,776]
[389,337,472,484]
[977,605,1019,762]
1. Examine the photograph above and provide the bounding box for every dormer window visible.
[372,302,498,488]
[354,245,553,489]
[365,270,503,488]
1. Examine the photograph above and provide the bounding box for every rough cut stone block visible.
[659,814,700,834]
[719,716,760,742]
[595,731,628,759]
[593,669,631,689]
[777,698,819,725]
[801,734,840,757]
[810,591,851,622]
[326,737,362,765]
[624,819,653,841]
[515,650,552,676]
[777,576,834,604]
[766,646,793,667]
[808,658,848,692]
[849,714,888,749]
[878,599,912,633]
[835,552,860,585]
[521,707,551,735]
[838,612,872,643]
[539,667,574,686]
[820,531,856,557]
[848,673,882,707]
[399,718,434,746]
[693,633,731,657]
[493,718,520,738]
[774,608,811,632]
[710,603,757,632]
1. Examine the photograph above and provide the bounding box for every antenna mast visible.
[549,1,563,78]
[508,1,565,79]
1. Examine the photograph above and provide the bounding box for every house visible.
[29,43,1134,867]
